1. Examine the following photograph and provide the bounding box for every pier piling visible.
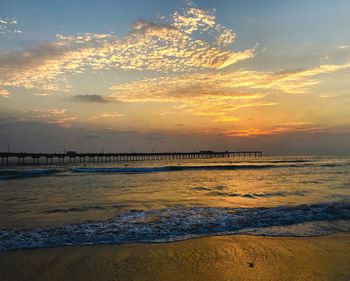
[0,151,263,166]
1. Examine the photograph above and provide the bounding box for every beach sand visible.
[0,233,349,281]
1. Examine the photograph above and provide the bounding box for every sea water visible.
[0,156,349,251]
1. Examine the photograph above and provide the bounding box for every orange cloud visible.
[89,112,124,119]
[0,6,254,95]
[22,109,76,127]
[223,122,325,137]
[108,61,350,123]
[110,62,350,103]
[0,89,10,97]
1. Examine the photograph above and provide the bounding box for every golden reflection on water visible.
[0,156,349,229]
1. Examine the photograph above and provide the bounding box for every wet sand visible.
[0,233,349,281]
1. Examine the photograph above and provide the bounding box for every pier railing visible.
[0,151,263,165]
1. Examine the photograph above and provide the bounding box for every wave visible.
[71,166,172,173]
[191,185,308,198]
[239,159,313,163]
[0,161,348,180]
[70,162,348,174]
[70,164,285,174]
[0,169,63,180]
[40,204,128,214]
[208,190,307,198]
[1,201,349,251]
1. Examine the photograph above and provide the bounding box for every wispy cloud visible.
[108,61,350,121]
[0,6,254,95]
[223,122,335,137]
[0,43,72,93]
[110,61,350,101]
[0,89,10,97]
[22,109,76,127]
[89,112,124,119]
[72,94,112,103]
[0,17,22,38]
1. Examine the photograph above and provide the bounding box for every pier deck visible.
[0,151,263,166]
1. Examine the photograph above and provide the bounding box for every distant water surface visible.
[0,156,349,251]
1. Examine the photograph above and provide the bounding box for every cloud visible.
[216,28,236,47]
[1,3,349,141]
[81,135,99,139]
[0,89,10,97]
[223,122,333,137]
[0,43,72,93]
[0,17,22,37]
[172,7,216,34]
[110,61,350,102]
[1,115,350,154]
[0,6,254,95]
[89,112,124,119]
[72,94,112,103]
[108,61,350,121]
[22,109,76,127]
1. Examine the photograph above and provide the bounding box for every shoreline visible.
[0,230,347,253]
[1,232,349,281]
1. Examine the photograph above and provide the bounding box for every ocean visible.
[0,156,349,251]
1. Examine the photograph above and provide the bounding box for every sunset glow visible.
[1,0,349,154]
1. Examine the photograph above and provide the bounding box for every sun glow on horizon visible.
[0,0,350,153]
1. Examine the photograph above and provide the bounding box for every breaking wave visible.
[1,201,349,251]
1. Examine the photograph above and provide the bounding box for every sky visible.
[0,0,350,154]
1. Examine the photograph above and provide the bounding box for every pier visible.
[0,151,263,166]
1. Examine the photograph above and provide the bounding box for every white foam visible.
[1,201,349,251]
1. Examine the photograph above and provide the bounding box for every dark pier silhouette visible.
[0,150,263,166]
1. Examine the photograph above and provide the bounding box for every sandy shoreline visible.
[0,233,349,281]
